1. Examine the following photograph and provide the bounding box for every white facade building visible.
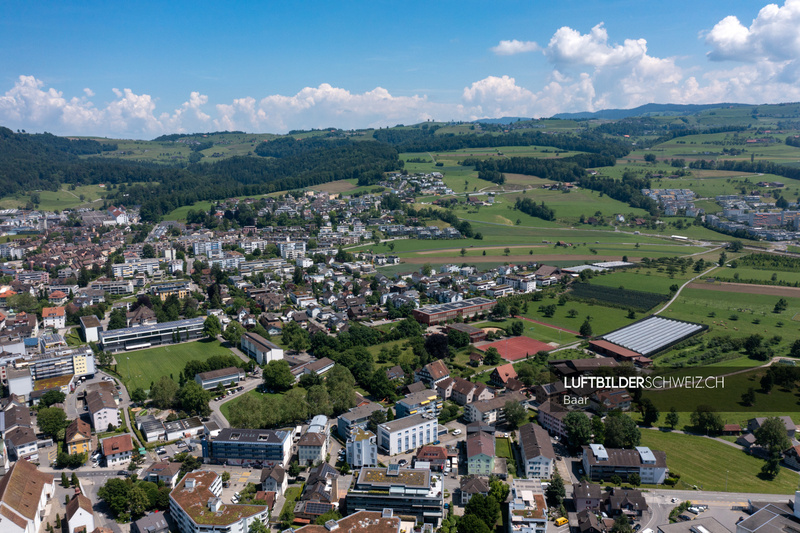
[377,413,438,455]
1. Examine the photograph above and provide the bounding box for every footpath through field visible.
[687,281,800,298]
[514,315,580,335]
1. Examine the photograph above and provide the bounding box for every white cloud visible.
[706,0,800,62]
[545,23,647,68]
[490,39,540,56]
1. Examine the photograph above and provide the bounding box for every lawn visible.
[639,430,799,493]
[163,201,214,222]
[495,437,513,460]
[640,366,800,429]
[219,389,282,424]
[114,339,235,392]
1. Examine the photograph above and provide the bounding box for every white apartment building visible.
[377,413,438,455]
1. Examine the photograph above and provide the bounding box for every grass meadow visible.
[113,339,235,392]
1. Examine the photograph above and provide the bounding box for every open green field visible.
[163,201,215,221]
[704,266,800,285]
[642,366,800,429]
[588,268,694,295]
[114,339,235,392]
[659,287,800,350]
[519,298,637,337]
[86,132,277,164]
[219,388,281,423]
[639,430,799,493]
[0,183,119,211]
[479,316,574,345]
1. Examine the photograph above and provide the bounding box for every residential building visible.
[415,445,449,472]
[86,389,119,432]
[101,433,134,465]
[508,479,548,533]
[466,432,495,476]
[748,416,796,438]
[42,307,66,329]
[150,281,190,301]
[240,332,284,365]
[346,428,378,468]
[460,476,490,505]
[298,432,327,466]
[582,444,668,484]
[519,423,556,479]
[5,426,37,460]
[573,482,603,512]
[377,413,438,455]
[489,363,518,388]
[203,428,292,467]
[337,402,386,438]
[132,512,170,533]
[99,317,205,352]
[293,510,400,533]
[260,465,288,496]
[537,400,569,439]
[194,367,244,390]
[464,392,527,424]
[170,470,268,533]
[142,461,182,488]
[395,389,442,418]
[605,488,648,517]
[450,377,494,406]
[345,466,444,525]
[65,493,95,533]
[0,460,55,533]
[65,418,92,456]
[415,359,450,387]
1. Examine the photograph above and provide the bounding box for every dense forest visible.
[462,153,617,182]
[373,127,631,158]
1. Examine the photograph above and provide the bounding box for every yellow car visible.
[555,518,569,526]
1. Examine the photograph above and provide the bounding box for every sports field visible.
[114,339,236,392]
[480,336,554,361]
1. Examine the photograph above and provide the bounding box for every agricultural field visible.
[86,132,277,164]
[638,430,799,494]
[518,297,638,338]
[568,283,668,312]
[658,287,800,352]
[641,366,800,429]
[112,339,236,392]
[588,268,694,295]
[704,266,800,286]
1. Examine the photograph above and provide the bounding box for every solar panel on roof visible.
[304,502,333,515]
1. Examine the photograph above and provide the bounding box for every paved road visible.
[654,264,720,315]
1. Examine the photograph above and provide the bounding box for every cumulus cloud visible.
[490,39,540,56]
[706,0,800,62]
[545,23,648,68]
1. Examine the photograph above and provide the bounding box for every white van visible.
[642,528,653,533]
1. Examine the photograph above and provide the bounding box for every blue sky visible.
[1,0,798,137]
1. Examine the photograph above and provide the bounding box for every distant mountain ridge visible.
[550,102,752,120]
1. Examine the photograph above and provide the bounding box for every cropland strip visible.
[402,254,642,263]
[687,282,800,297]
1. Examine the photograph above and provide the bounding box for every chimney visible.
[794,491,800,519]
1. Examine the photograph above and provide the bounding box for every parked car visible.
[452,429,462,435]
[398,459,408,466]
